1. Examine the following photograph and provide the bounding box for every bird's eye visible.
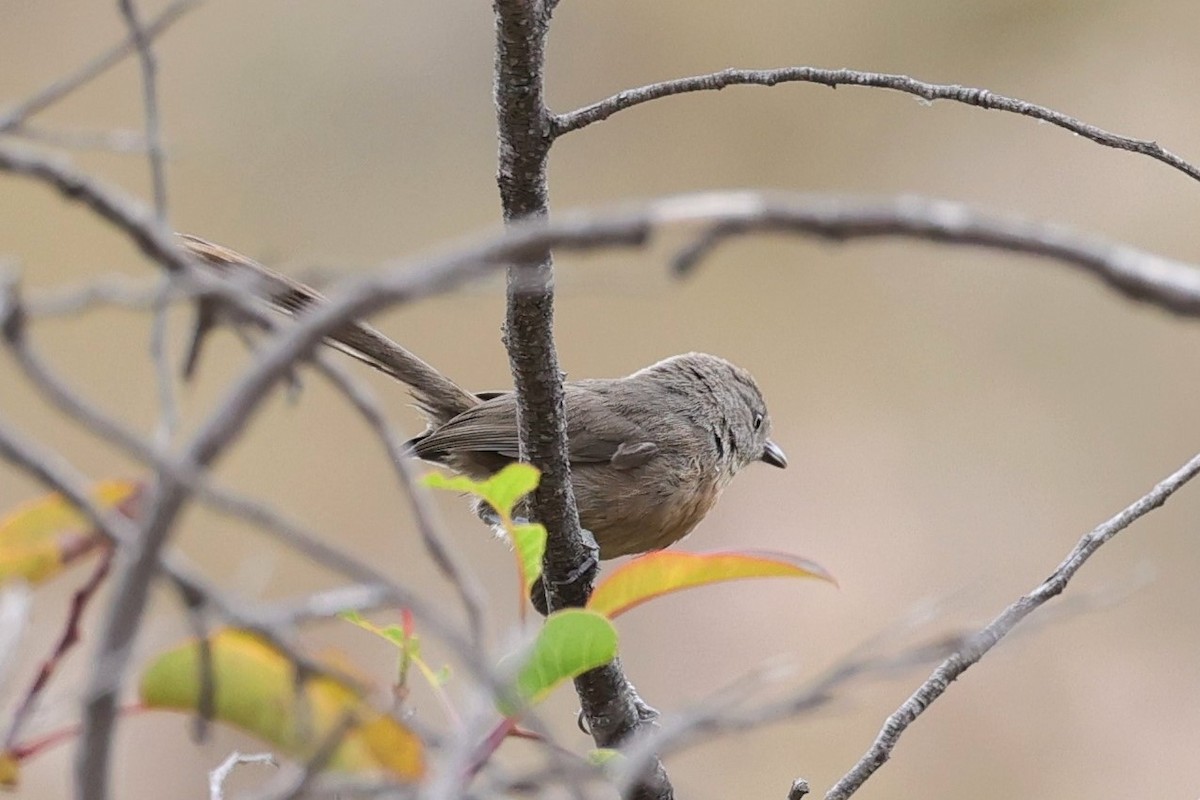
[753,412,763,431]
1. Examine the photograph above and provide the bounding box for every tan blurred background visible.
[4,0,1200,797]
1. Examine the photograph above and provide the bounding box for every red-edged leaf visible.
[587,549,835,618]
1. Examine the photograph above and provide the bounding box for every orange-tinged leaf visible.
[138,629,423,780]
[587,549,836,618]
[0,480,140,585]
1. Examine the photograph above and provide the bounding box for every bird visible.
[178,234,787,560]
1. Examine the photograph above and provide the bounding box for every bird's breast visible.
[575,462,725,559]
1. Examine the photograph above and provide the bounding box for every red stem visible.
[3,547,114,750]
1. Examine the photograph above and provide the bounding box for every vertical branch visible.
[492,2,673,797]
[116,0,179,444]
[116,0,168,220]
[493,0,592,611]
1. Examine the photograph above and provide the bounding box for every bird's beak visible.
[761,440,788,469]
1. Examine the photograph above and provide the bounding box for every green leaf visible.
[587,748,625,768]
[499,609,618,715]
[511,522,547,591]
[478,464,540,519]
[423,464,540,520]
[421,472,487,497]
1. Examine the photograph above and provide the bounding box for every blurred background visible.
[4,0,1200,797]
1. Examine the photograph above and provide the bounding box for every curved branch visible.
[4,147,1199,323]
[824,448,1200,799]
[551,66,1200,186]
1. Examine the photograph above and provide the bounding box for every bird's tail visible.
[178,234,480,424]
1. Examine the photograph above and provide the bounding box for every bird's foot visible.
[562,526,600,585]
[528,527,600,617]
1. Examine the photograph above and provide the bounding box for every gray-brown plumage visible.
[179,235,787,559]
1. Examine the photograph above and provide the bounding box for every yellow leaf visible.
[587,549,836,618]
[139,629,423,780]
[0,480,140,585]
[0,751,18,787]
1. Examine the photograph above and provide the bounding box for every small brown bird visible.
[179,235,787,559]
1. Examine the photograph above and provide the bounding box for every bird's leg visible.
[528,526,599,616]
[470,497,601,615]
[559,525,600,584]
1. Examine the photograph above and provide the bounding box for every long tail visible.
[178,234,479,424]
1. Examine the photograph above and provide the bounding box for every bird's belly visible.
[578,471,723,559]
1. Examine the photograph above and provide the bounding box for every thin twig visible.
[4,124,151,153]
[149,275,180,445]
[0,0,202,132]
[613,625,966,795]
[5,146,1199,320]
[551,66,1200,186]
[116,0,168,220]
[11,143,1200,321]
[209,752,278,800]
[0,417,372,695]
[118,0,178,446]
[25,273,165,317]
[824,449,1200,799]
[0,277,462,639]
[311,355,489,649]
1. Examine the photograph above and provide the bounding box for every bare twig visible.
[0,0,202,132]
[149,275,180,445]
[0,143,201,277]
[311,356,489,648]
[209,752,278,800]
[612,623,965,795]
[155,190,1200,328]
[551,66,1200,186]
[4,124,150,153]
[0,417,372,694]
[9,145,1200,321]
[250,713,355,800]
[116,0,168,220]
[26,274,165,317]
[2,277,477,654]
[824,449,1200,800]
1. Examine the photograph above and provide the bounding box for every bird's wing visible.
[412,386,657,468]
[411,395,521,459]
[564,389,659,467]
